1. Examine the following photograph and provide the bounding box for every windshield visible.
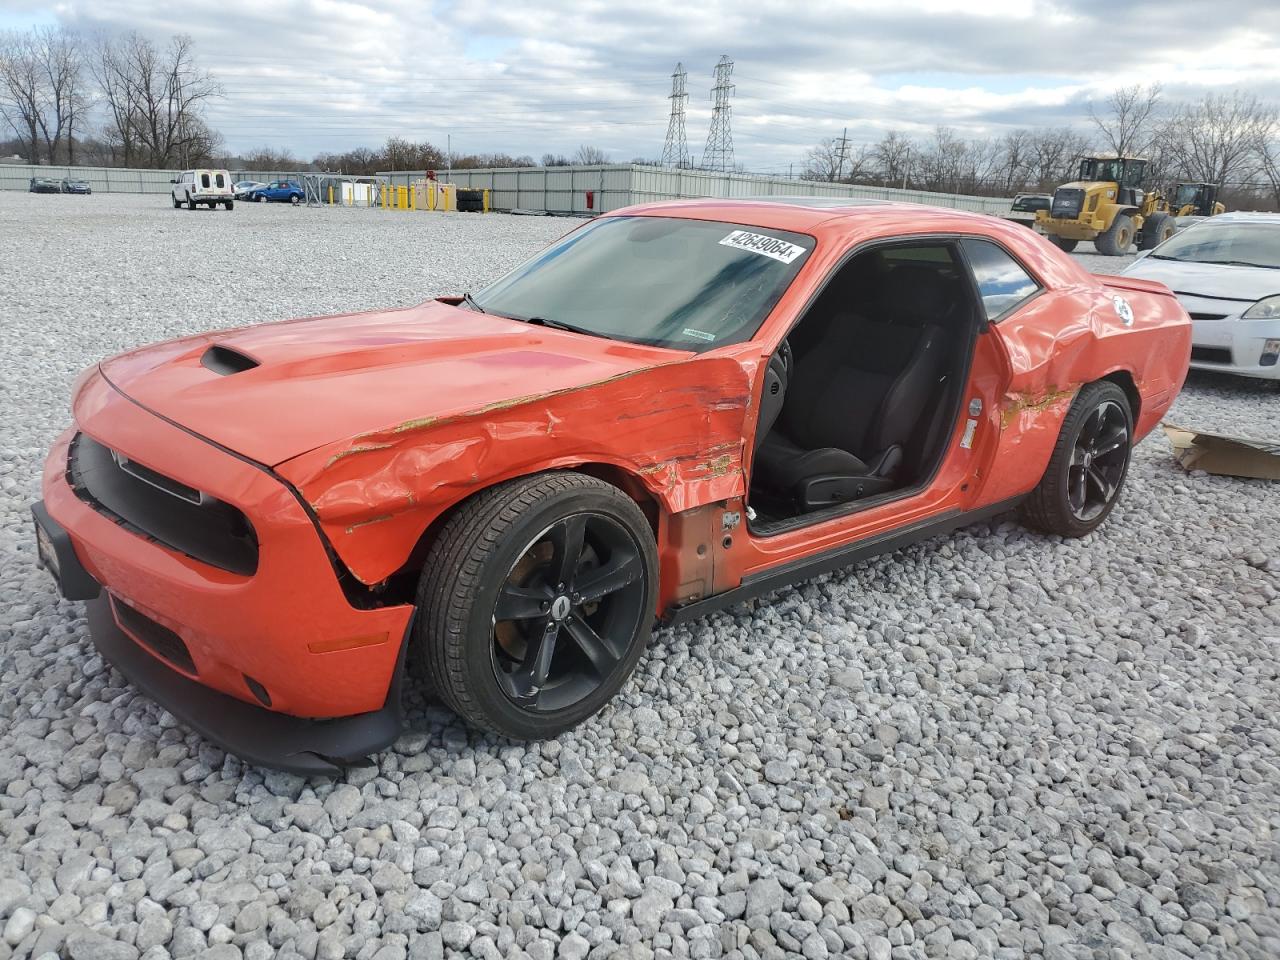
[1175,184,1200,207]
[471,216,814,351]
[1081,158,1122,182]
[1151,221,1280,268]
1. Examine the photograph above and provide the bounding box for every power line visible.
[660,62,691,169]
[701,55,735,173]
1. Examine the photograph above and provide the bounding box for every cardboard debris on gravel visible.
[1163,423,1280,480]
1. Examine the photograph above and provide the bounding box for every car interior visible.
[748,241,980,531]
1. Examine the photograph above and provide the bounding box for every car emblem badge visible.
[551,596,572,620]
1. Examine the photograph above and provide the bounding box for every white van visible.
[171,169,234,210]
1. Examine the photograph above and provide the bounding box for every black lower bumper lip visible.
[85,593,407,777]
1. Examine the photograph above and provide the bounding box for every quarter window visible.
[201,173,210,188]
[960,239,1040,321]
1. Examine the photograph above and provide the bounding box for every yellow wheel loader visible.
[1035,155,1175,256]
[1172,182,1226,218]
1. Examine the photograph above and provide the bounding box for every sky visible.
[4,0,1279,172]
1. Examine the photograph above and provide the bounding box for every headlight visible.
[1243,295,1280,320]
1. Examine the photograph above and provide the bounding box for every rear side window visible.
[960,239,1040,321]
[215,173,225,187]
[201,173,211,188]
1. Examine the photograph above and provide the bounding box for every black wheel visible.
[1139,212,1173,250]
[290,194,300,205]
[185,194,196,210]
[172,196,181,209]
[1096,214,1135,256]
[1022,381,1133,537]
[257,194,267,203]
[224,200,234,210]
[415,472,657,739]
[1049,236,1078,252]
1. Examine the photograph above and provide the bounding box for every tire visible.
[172,196,182,209]
[1139,212,1174,250]
[1049,236,1078,252]
[1095,213,1135,256]
[415,471,658,740]
[224,200,234,210]
[257,194,267,203]
[290,194,301,205]
[1021,381,1133,538]
[186,193,196,211]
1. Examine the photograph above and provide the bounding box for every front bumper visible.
[1035,215,1102,241]
[1178,293,1280,381]
[39,370,415,766]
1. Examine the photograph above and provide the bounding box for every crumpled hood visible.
[1121,257,1280,303]
[99,300,678,467]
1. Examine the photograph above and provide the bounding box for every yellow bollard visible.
[328,185,334,205]
[399,185,407,210]
[483,189,490,213]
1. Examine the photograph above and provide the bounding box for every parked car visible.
[1121,212,1280,381]
[234,180,265,200]
[246,180,305,204]
[32,198,1191,773]
[28,177,61,194]
[1006,193,1052,228]
[171,169,234,210]
[60,178,92,195]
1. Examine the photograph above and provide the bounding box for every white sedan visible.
[1121,213,1280,381]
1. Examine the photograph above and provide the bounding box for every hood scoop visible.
[201,344,260,376]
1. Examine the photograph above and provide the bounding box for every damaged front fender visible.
[276,356,754,586]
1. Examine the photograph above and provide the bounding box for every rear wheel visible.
[290,194,301,205]
[172,196,182,209]
[1049,236,1078,252]
[1139,212,1174,250]
[1095,213,1135,256]
[185,193,196,210]
[415,472,657,739]
[1021,381,1133,538]
[257,194,267,203]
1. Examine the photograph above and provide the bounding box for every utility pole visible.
[701,56,735,173]
[834,127,850,182]
[661,63,690,169]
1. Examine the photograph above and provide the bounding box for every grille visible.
[112,595,196,674]
[1188,312,1228,321]
[1191,346,1232,364]
[68,433,259,575]
[1050,188,1084,219]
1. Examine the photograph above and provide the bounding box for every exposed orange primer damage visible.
[1000,385,1077,430]
[279,358,753,585]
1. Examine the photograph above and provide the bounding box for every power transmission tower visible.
[701,55,735,173]
[661,63,691,169]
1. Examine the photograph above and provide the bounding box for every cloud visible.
[42,0,1280,170]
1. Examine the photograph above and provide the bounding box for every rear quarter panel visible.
[979,271,1190,506]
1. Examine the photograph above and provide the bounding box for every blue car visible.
[248,180,304,204]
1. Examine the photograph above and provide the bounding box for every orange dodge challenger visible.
[33,198,1192,774]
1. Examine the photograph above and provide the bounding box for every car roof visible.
[612,196,1008,235]
[1208,211,1280,222]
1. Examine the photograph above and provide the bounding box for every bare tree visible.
[1258,132,1280,210]
[0,31,41,162]
[541,152,570,166]
[241,145,298,171]
[93,31,220,168]
[872,130,912,186]
[1028,126,1089,190]
[573,144,607,165]
[32,26,85,163]
[803,137,844,181]
[999,128,1032,193]
[1088,84,1161,157]
[1162,92,1277,186]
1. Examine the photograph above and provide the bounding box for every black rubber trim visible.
[664,495,1025,625]
[86,593,411,776]
[31,500,101,601]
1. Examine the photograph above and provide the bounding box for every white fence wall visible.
[0,164,307,194]
[380,164,1014,216]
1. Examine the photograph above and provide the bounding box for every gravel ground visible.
[1,193,1277,960]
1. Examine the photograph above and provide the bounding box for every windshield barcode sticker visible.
[719,230,806,264]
